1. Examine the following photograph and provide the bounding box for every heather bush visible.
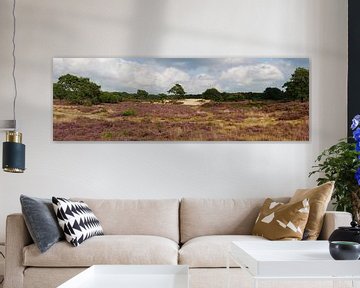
[53,100,309,141]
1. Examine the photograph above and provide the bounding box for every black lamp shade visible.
[2,141,25,173]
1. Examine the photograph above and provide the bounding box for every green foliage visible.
[282,67,309,102]
[53,74,101,105]
[309,139,360,213]
[137,89,149,98]
[53,83,67,100]
[99,92,122,103]
[102,132,114,139]
[242,92,264,100]
[168,84,186,98]
[202,88,222,101]
[202,89,262,102]
[158,93,167,99]
[263,87,284,100]
[121,109,136,116]
[54,70,310,105]
[222,92,246,102]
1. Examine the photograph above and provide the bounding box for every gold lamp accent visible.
[3,131,25,173]
[6,131,22,143]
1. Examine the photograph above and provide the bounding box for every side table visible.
[227,240,360,288]
[58,265,189,288]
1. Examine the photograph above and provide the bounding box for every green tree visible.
[263,87,284,100]
[53,83,67,100]
[282,67,309,101]
[99,91,121,103]
[54,74,101,105]
[137,89,149,99]
[167,83,185,98]
[202,88,222,101]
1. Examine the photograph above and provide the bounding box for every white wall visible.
[0,0,347,242]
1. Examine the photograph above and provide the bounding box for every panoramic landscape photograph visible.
[53,57,309,141]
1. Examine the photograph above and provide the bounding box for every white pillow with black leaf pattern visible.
[52,197,104,247]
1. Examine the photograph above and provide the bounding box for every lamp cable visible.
[11,0,17,129]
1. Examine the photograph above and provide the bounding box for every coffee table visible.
[228,241,360,288]
[57,265,189,288]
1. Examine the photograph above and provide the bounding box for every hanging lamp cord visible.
[11,0,17,129]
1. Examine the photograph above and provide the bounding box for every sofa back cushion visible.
[72,198,179,243]
[180,198,289,243]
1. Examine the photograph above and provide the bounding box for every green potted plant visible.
[309,115,360,222]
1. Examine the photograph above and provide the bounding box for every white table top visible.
[231,240,360,278]
[58,265,189,288]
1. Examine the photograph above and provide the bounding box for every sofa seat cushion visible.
[72,198,180,243]
[23,235,179,267]
[179,235,267,268]
[180,198,289,243]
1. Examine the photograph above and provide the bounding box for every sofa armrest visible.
[4,213,32,288]
[318,211,352,240]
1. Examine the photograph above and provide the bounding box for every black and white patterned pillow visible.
[52,197,104,247]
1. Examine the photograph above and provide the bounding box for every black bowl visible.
[329,241,360,260]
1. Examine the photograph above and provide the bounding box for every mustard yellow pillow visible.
[252,198,310,240]
[289,181,334,240]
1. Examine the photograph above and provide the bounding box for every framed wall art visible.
[53,57,309,141]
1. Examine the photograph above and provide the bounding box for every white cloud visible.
[155,67,190,90]
[53,58,303,94]
[53,58,120,82]
[220,64,284,86]
[53,58,193,93]
[185,74,218,94]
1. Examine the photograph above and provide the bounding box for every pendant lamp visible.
[1,0,26,173]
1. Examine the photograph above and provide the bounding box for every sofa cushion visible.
[23,235,178,267]
[180,198,289,243]
[52,197,104,247]
[72,198,179,243]
[179,235,267,268]
[20,195,64,253]
[290,181,334,240]
[252,198,310,240]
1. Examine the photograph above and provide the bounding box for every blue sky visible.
[53,57,309,94]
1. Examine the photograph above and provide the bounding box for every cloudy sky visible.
[53,57,309,94]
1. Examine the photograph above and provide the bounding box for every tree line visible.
[53,67,309,105]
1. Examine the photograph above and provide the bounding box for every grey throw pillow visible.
[20,195,64,253]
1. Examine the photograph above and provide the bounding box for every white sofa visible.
[4,198,352,288]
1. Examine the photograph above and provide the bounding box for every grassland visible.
[53,99,309,141]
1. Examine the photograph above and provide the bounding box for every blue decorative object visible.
[353,128,360,142]
[356,169,360,186]
[351,115,360,130]
[351,115,360,185]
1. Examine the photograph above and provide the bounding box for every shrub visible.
[121,109,136,116]
[202,88,222,101]
[99,92,121,103]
